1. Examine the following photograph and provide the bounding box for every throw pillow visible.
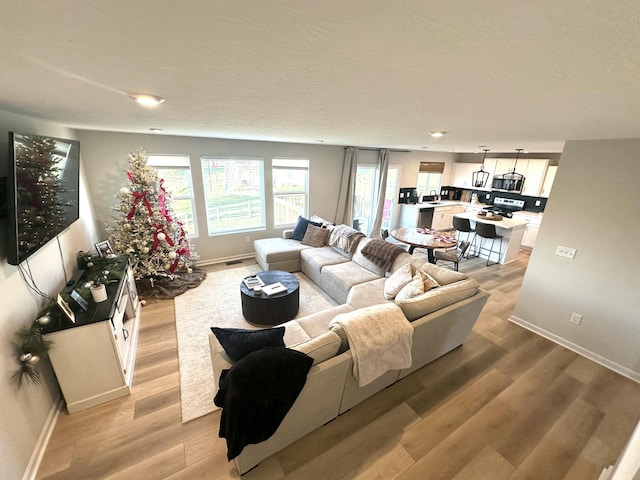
[290,216,322,241]
[301,224,330,247]
[395,270,440,301]
[210,326,285,363]
[383,263,413,300]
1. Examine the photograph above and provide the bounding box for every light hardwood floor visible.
[37,249,640,480]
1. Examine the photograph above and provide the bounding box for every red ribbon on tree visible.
[127,191,153,220]
[158,179,173,222]
[152,224,174,250]
[170,245,191,273]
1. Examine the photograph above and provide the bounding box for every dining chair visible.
[473,222,503,266]
[434,241,471,271]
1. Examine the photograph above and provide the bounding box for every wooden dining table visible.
[391,227,457,263]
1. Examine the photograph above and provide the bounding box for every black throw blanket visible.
[214,346,313,460]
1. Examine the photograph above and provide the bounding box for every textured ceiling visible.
[2,1,640,153]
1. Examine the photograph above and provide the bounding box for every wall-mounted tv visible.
[7,132,80,265]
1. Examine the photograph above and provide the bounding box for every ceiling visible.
[3,1,640,153]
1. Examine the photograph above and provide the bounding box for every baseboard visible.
[509,315,640,384]
[23,394,63,480]
[196,253,256,267]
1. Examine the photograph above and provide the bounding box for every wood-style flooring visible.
[37,249,640,479]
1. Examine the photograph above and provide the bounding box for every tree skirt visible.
[173,265,337,423]
[136,268,207,300]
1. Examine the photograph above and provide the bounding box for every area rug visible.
[174,265,338,423]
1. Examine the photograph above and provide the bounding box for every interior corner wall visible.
[0,109,100,480]
[512,138,640,380]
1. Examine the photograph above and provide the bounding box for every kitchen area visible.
[395,153,556,265]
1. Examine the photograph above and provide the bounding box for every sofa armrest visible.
[283,229,294,239]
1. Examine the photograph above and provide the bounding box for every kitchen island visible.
[453,211,527,265]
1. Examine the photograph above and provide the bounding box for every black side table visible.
[240,270,300,326]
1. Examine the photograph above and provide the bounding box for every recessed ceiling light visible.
[428,131,446,138]
[149,128,163,133]
[421,146,429,149]
[128,93,166,107]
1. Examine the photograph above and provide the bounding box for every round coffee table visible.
[240,270,300,326]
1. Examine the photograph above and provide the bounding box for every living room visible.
[2,2,640,479]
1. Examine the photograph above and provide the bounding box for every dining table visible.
[390,227,458,263]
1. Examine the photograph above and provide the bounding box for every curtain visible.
[368,148,389,238]
[334,147,358,225]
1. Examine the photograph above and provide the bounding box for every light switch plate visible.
[555,245,577,259]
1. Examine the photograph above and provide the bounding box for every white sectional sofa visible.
[209,224,489,474]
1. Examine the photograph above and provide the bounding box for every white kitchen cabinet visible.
[452,163,483,189]
[521,159,549,197]
[44,262,141,413]
[513,213,543,249]
[432,205,454,230]
[540,165,557,197]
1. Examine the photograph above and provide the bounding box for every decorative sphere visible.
[83,281,93,288]
[120,187,130,195]
[187,268,193,274]
[141,247,150,254]
[120,205,127,212]
[156,232,166,242]
[19,353,32,363]
[164,263,172,270]
[124,223,132,231]
[168,251,177,259]
[86,261,94,268]
[36,314,51,326]
[140,299,147,306]
[26,354,40,365]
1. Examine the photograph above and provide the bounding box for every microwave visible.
[491,175,524,193]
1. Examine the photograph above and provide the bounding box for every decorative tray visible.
[477,212,503,221]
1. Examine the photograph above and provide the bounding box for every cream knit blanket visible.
[329,303,413,386]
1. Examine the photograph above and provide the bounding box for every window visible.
[200,157,265,235]
[147,154,197,236]
[353,165,399,235]
[272,158,309,227]
[417,161,445,198]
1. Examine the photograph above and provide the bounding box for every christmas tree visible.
[106,149,198,280]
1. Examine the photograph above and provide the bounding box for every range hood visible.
[491,149,526,193]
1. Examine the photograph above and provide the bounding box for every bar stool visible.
[452,216,475,256]
[473,222,503,266]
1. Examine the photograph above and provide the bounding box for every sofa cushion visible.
[211,326,285,362]
[291,216,322,241]
[383,263,413,300]
[290,331,342,365]
[395,270,440,301]
[254,238,311,263]
[321,261,381,304]
[394,278,480,321]
[301,224,331,247]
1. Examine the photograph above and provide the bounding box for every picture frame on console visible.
[56,294,76,324]
[94,240,114,257]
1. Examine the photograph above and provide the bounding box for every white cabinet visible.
[432,206,454,230]
[452,163,483,189]
[512,213,543,249]
[44,263,141,413]
[540,165,557,197]
[521,159,549,197]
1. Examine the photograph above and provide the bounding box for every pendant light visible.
[471,149,490,188]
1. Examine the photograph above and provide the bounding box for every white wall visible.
[0,109,99,480]
[512,139,640,380]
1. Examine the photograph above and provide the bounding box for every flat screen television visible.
[7,132,80,265]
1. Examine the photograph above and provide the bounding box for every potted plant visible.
[90,275,108,303]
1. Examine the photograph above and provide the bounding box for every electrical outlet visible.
[535,200,541,206]
[485,193,491,199]
[569,312,583,325]
[555,245,576,259]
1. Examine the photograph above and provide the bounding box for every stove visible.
[483,197,525,218]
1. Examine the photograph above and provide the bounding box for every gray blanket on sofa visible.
[214,346,313,460]
[361,239,406,271]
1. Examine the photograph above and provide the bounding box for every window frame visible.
[146,153,198,237]
[272,158,309,228]
[200,156,266,236]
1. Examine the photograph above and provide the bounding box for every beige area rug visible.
[174,265,338,423]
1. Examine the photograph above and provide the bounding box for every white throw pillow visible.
[395,270,440,301]
[384,263,413,299]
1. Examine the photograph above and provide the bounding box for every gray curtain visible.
[334,147,358,225]
[368,148,389,238]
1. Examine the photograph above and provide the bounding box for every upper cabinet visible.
[451,163,483,188]
[521,159,549,197]
[540,165,557,198]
